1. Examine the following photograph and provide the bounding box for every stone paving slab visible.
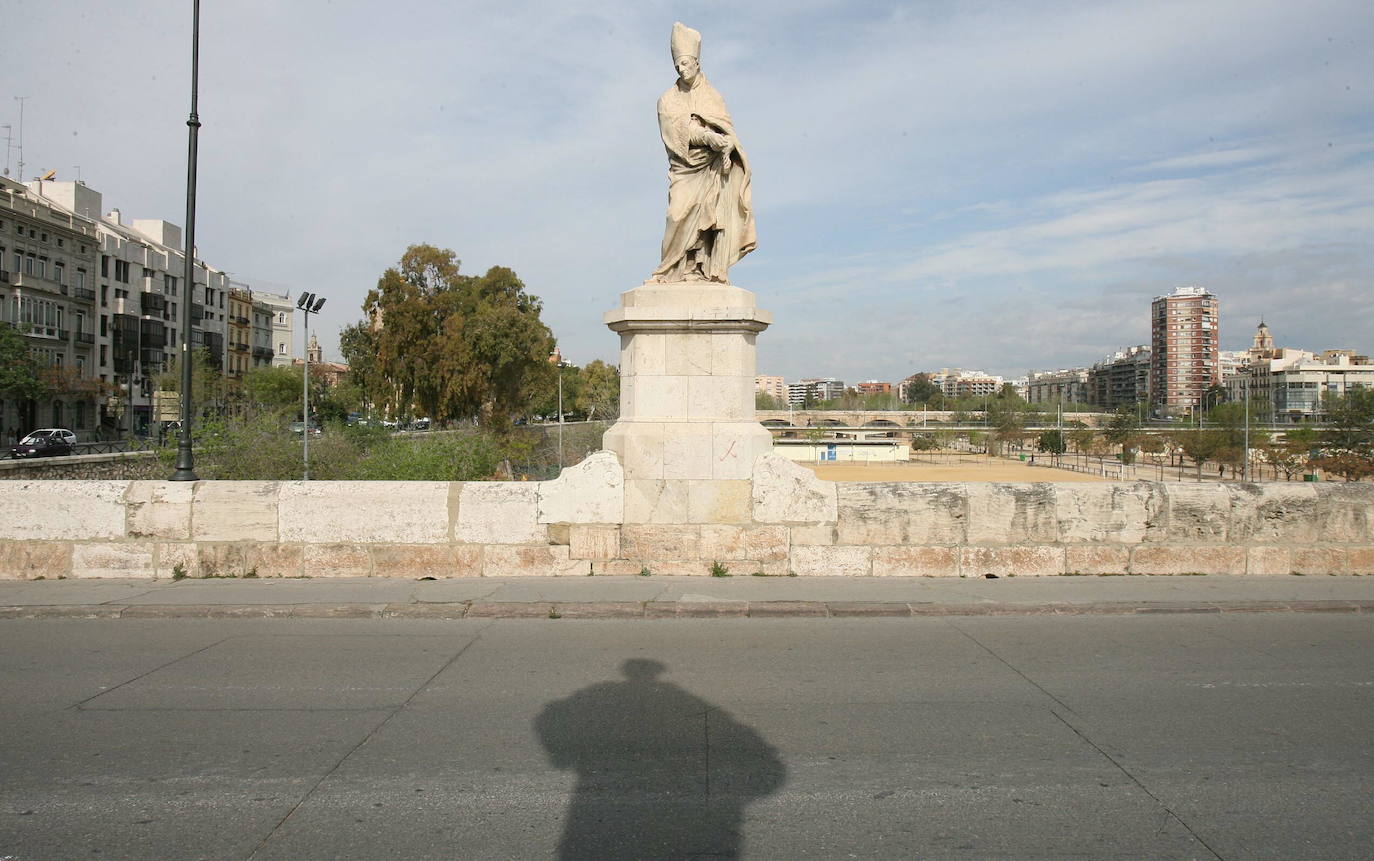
[2,599,1372,620]
[2,576,1373,620]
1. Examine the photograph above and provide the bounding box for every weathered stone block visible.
[662,423,715,480]
[569,525,620,561]
[299,544,371,577]
[0,540,72,580]
[699,525,788,561]
[0,481,128,541]
[1311,484,1374,543]
[621,524,700,560]
[965,483,1058,545]
[1064,545,1130,575]
[752,455,837,524]
[248,544,305,578]
[1348,547,1374,575]
[686,479,751,523]
[1157,484,1231,542]
[790,545,871,577]
[1130,545,1246,575]
[789,523,837,546]
[484,545,589,577]
[623,479,690,524]
[456,482,542,544]
[599,559,655,576]
[960,546,1064,578]
[871,546,959,577]
[651,560,714,576]
[125,481,194,540]
[192,482,279,542]
[1246,546,1291,576]
[71,542,155,578]
[371,545,481,579]
[537,451,624,524]
[1227,483,1320,543]
[836,483,966,545]
[1053,483,1158,544]
[711,422,774,480]
[603,421,665,481]
[280,481,448,544]
[1286,549,1352,576]
[154,542,200,578]
[195,543,253,578]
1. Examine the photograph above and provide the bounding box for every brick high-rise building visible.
[1150,285,1219,416]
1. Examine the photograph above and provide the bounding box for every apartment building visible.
[754,374,785,402]
[787,377,844,406]
[0,175,101,438]
[1025,367,1089,405]
[1150,285,1219,416]
[1086,346,1150,409]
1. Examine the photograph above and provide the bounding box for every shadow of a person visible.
[535,659,785,859]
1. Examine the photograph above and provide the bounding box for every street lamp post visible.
[170,0,202,481]
[296,292,325,480]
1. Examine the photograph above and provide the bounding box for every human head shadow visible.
[535,659,786,859]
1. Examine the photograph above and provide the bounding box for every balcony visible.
[140,292,168,316]
[74,331,96,346]
[73,286,97,301]
[253,346,274,361]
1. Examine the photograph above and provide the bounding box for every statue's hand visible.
[719,144,733,174]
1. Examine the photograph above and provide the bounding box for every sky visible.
[4,0,1372,382]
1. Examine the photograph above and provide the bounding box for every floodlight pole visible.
[170,0,201,481]
[303,305,311,480]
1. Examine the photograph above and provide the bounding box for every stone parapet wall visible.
[0,451,162,481]
[3,454,1371,580]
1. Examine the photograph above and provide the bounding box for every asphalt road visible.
[2,615,1370,859]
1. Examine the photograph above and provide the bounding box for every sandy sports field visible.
[800,455,1110,483]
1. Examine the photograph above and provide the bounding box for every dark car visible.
[10,428,77,458]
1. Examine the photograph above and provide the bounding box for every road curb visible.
[1,600,1372,620]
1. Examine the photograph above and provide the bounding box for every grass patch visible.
[709,561,730,578]
[171,562,187,581]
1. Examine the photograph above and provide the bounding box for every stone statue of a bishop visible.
[650,22,756,284]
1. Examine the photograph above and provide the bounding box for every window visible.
[101,255,109,278]
[99,345,107,365]
[54,261,65,284]
[24,254,35,275]
[101,285,108,306]
[278,343,286,354]
[76,269,86,290]
[278,312,286,323]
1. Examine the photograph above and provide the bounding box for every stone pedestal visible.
[603,282,773,523]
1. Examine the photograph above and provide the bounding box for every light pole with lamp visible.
[170,0,202,481]
[554,357,569,469]
[297,292,325,479]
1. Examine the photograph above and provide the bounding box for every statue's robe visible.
[652,74,756,282]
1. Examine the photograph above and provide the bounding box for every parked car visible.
[10,428,77,458]
[288,421,322,437]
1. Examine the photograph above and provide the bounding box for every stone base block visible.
[961,546,1065,578]
[871,546,960,577]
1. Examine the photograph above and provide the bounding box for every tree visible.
[1320,389,1374,459]
[755,391,781,410]
[360,245,556,427]
[1037,429,1067,456]
[1259,428,1313,481]
[576,360,620,421]
[243,365,304,411]
[0,322,47,403]
[1104,406,1143,464]
[1174,428,1227,480]
[339,323,385,417]
[901,373,941,405]
[153,347,228,417]
[1309,453,1374,482]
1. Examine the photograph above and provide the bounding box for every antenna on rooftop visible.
[13,97,27,180]
[1,124,11,176]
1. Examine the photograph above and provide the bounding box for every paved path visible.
[2,575,1372,620]
[1,611,1370,858]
